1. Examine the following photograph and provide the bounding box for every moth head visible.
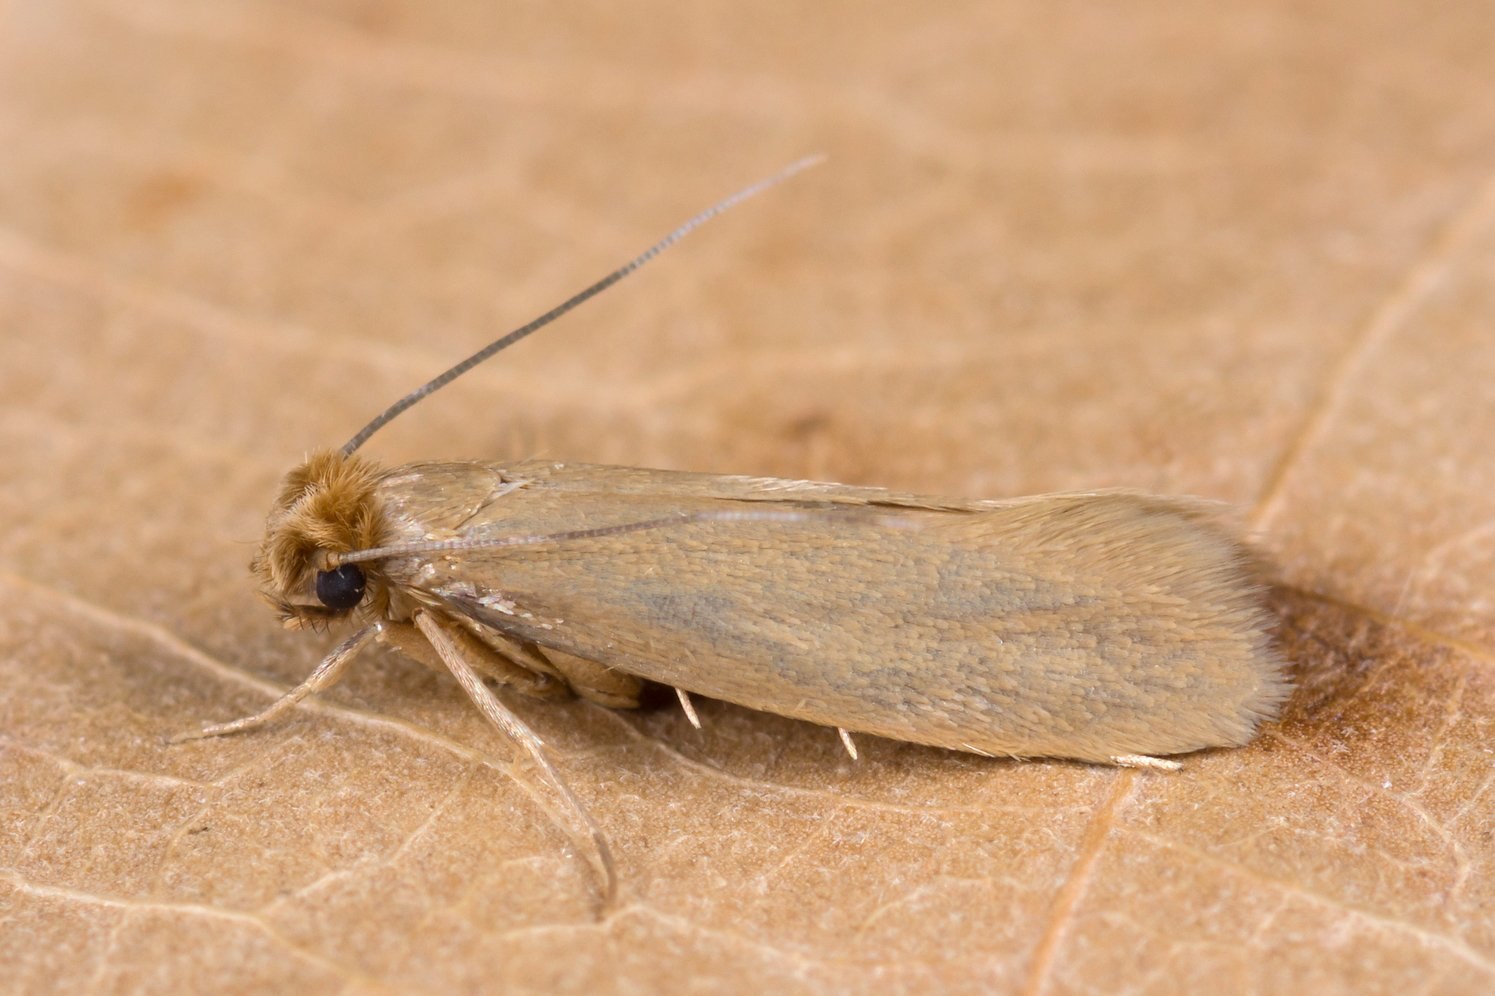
[251,448,389,629]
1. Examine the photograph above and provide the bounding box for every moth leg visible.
[379,619,568,700]
[449,615,568,682]
[413,611,616,908]
[837,727,859,761]
[540,646,644,710]
[170,625,377,743]
[674,687,702,729]
[1111,753,1183,771]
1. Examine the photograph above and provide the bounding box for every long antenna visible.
[341,154,825,455]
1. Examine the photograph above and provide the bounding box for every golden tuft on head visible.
[250,448,388,624]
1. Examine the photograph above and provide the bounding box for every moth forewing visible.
[370,460,1288,764]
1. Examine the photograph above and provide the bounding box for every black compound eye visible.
[315,564,366,610]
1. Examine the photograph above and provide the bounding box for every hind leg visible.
[380,618,569,700]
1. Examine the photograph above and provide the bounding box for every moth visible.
[181,158,1289,900]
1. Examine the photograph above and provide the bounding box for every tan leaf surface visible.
[2,2,1493,993]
